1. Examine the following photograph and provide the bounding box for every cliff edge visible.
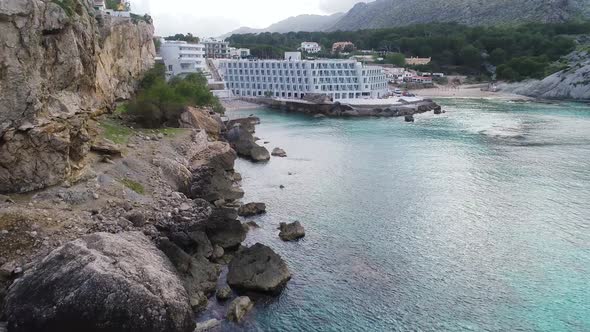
[0,0,155,193]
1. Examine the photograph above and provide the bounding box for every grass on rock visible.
[119,179,145,195]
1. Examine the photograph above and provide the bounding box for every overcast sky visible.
[130,0,371,38]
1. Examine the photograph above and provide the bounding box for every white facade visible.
[218,55,388,101]
[160,40,206,79]
[202,38,230,59]
[229,47,251,59]
[300,42,321,54]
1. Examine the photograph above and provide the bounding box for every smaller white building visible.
[300,42,321,54]
[284,52,302,61]
[229,47,251,59]
[160,40,206,79]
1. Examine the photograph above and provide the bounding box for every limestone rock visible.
[91,139,122,157]
[279,221,306,241]
[227,243,291,293]
[194,319,220,332]
[157,239,220,311]
[226,296,253,322]
[4,232,194,332]
[0,0,155,194]
[179,107,224,139]
[238,202,267,217]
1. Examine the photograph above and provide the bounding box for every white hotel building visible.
[160,40,206,79]
[218,52,388,100]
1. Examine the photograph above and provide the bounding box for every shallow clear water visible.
[222,99,590,331]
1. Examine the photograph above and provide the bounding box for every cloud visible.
[318,0,370,13]
[152,13,241,38]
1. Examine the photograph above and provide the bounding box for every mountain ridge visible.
[328,0,590,31]
[220,13,344,38]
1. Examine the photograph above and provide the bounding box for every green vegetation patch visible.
[127,64,225,128]
[100,120,133,145]
[119,178,145,195]
[52,0,78,17]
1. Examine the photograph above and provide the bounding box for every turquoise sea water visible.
[223,99,590,331]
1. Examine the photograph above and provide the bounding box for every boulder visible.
[238,202,267,217]
[211,245,225,260]
[279,221,306,241]
[216,285,233,301]
[226,126,270,162]
[194,319,220,332]
[226,296,253,322]
[178,107,224,139]
[225,117,260,134]
[271,147,287,157]
[227,243,291,293]
[250,146,271,162]
[4,232,194,332]
[404,115,415,122]
[157,239,220,311]
[91,138,122,157]
[202,210,247,249]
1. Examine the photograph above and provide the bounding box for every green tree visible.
[458,44,481,67]
[489,48,507,66]
[385,53,406,66]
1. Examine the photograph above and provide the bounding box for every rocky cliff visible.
[0,0,155,194]
[499,50,590,100]
[328,0,590,31]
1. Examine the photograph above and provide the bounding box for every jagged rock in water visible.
[271,147,287,157]
[279,221,306,241]
[227,243,291,293]
[405,115,415,122]
[4,232,194,332]
[0,0,155,194]
[226,296,254,322]
[238,202,267,217]
[216,285,233,301]
[226,125,270,162]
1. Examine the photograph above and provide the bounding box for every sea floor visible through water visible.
[214,99,590,332]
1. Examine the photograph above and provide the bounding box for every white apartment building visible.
[218,52,388,101]
[160,40,206,79]
[300,42,321,54]
[202,38,230,59]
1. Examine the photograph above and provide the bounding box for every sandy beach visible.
[221,98,261,111]
[410,84,531,100]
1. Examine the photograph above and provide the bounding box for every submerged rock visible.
[271,147,287,157]
[226,296,254,322]
[238,202,267,217]
[216,285,233,301]
[227,243,291,293]
[279,221,306,241]
[4,232,194,332]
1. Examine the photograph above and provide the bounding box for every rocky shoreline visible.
[237,96,442,118]
[0,107,290,331]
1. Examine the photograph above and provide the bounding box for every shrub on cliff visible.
[128,65,225,128]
